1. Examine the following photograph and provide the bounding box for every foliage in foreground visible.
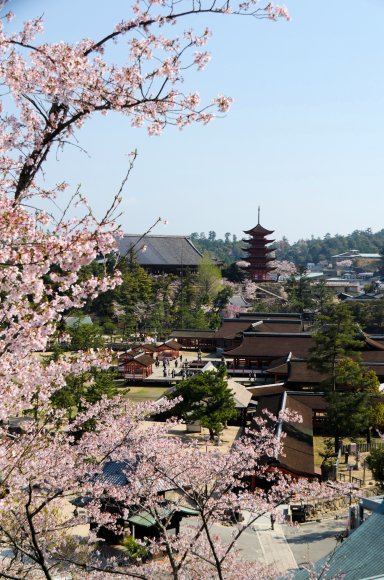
[0,2,343,578]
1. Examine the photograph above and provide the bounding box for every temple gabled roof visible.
[243,223,274,236]
[253,392,320,478]
[119,353,154,367]
[117,235,203,267]
[214,320,256,340]
[237,312,302,320]
[158,339,181,351]
[224,333,314,358]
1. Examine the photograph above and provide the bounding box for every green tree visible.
[308,303,362,391]
[366,447,384,487]
[51,368,117,421]
[213,286,234,311]
[168,368,237,439]
[284,273,314,313]
[379,246,384,277]
[222,262,245,283]
[196,252,222,304]
[323,358,382,450]
[311,280,333,315]
[325,391,370,452]
[368,404,384,436]
[346,300,384,333]
[68,323,105,351]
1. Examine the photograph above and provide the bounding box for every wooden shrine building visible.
[249,391,321,483]
[224,332,314,372]
[157,339,182,360]
[169,330,216,350]
[167,313,303,353]
[242,208,276,281]
[130,343,158,357]
[119,352,154,380]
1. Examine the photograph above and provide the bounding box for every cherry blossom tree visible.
[336,260,353,269]
[270,260,297,281]
[222,303,244,318]
[0,2,345,578]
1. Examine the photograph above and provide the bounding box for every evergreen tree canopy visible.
[366,448,384,486]
[168,368,237,439]
[308,303,362,391]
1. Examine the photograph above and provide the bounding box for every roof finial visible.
[258,206,261,225]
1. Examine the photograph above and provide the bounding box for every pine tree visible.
[308,303,362,391]
[168,368,237,439]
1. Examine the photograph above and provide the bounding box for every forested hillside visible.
[191,229,384,266]
[190,232,244,264]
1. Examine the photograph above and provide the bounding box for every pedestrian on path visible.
[270,514,276,531]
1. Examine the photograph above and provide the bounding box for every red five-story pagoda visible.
[243,208,276,281]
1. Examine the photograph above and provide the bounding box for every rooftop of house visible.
[345,293,384,301]
[228,294,251,308]
[332,250,381,259]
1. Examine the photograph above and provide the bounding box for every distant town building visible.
[331,249,381,269]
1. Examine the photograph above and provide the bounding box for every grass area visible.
[313,436,383,468]
[313,437,328,468]
[117,386,169,403]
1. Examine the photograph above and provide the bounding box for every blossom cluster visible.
[0,4,347,580]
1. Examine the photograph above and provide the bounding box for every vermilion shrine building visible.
[118,352,154,380]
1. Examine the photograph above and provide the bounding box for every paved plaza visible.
[181,508,351,575]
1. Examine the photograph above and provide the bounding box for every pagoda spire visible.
[258,206,260,225]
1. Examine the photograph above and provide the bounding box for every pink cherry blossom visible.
[0,3,345,579]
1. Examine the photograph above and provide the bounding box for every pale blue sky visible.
[7,0,384,243]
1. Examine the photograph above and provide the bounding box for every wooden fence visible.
[340,440,384,454]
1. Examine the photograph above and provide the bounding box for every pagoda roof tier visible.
[242,238,276,250]
[244,262,276,267]
[244,223,274,236]
[243,259,276,265]
[243,265,276,272]
[241,236,276,246]
[242,248,276,255]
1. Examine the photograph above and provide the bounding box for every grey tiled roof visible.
[117,235,203,267]
[293,511,384,579]
[96,461,131,486]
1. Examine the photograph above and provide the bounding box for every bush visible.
[366,447,384,486]
[121,535,149,562]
